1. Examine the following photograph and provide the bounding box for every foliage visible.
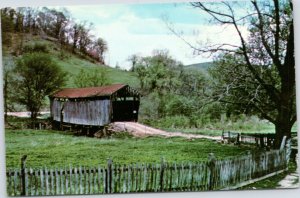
[73,68,110,88]
[5,129,251,168]
[0,7,108,63]
[14,53,67,119]
[135,50,215,125]
[3,56,17,120]
[0,8,15,45]
[23,42,49,54]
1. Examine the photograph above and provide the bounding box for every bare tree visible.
[180,0,295,148]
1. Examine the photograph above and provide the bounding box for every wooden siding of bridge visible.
[51,99,111,126]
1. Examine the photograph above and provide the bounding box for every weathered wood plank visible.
[55,169,59,195]
[45,167,49,195]
[60,169,64,195]
[79,166,83,194]
[35,170,39,196]
[50,169,54,195]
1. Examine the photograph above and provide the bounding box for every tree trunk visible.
[4,73,8,122]
[274,121,291,149]
[274,89,293,148]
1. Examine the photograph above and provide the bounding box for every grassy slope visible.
[3,35,140,89]
[184,62,214,71]
[5,129,251,169]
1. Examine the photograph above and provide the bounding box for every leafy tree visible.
[15,53,67,120]
[135,50,183,95]
[1,8,15,45]
[93,38,108,64]
[73,68,110,88]
[3,56,17,121]
[134,50,209,122]
[189,0,295,147]
[78,22,94,55]
[127,54,140,72]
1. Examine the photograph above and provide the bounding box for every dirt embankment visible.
[110,122,221,140]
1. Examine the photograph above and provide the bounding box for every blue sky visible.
[64,2,249,69]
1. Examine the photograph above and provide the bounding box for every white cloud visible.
[68,4,250,69]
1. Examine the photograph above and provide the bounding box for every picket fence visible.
[6,149,287,196]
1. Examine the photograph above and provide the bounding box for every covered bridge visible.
[49,84,140,127]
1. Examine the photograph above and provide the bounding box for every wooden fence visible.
[6,149,287,196]
[240,133,276,148]
[223,131,297,149]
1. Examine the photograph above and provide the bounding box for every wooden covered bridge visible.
[49,84,140,132]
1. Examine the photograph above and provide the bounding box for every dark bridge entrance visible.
[112,101,140,122]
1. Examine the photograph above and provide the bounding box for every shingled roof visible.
[50,84,127,99]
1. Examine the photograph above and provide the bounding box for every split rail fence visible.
[6,149,288,196]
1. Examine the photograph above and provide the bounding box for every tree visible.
[134,50,183,95]
[15,53,67,120]
[187,0,294,148]
[73,68,110,88]
[3,56,16,122]
[93,38,108,64]
[127,54,140,72]
[1,8,15,45]
[78,22,94,55]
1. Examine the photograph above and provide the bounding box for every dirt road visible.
[277,155,299,189]
[111,122,222,140]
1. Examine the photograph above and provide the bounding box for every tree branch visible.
[252,0,282,70]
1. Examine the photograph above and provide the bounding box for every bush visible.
[23,43,49,54]
[153,115,191,128]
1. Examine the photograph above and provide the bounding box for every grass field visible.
[5,129,252,169]
[160,122,298,136]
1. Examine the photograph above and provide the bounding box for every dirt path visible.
[111,122,222,140]
[7,112,50,117]
[277,156,299,189]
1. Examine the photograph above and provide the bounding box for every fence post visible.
[105,158,112,193]
[208,153,216,190]
[280,136,287,150]
[20,155,27,196]
[285,138,291,164]
[159,158,165,192]
[260,135,265,148]
[236,133,240,145]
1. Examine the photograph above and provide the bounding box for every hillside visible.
[184,62,214,71]
[2,34,140,89]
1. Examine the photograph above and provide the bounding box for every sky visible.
[60,2,249,69]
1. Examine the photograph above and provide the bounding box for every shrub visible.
[155,115,191,128]
[23,43,49,54]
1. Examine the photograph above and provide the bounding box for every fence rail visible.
[6,149,288,196]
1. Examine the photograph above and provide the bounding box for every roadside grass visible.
[5,129,252,169]
[159,122,297,137]
[238,162,298,190]
[153,124,275,137]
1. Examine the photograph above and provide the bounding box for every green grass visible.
[52,54,139,88]
[163,126,276,136]
[5,129,252,169]
[44,38,140,88]
[3,36,140,89]
[157,122,297,137]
